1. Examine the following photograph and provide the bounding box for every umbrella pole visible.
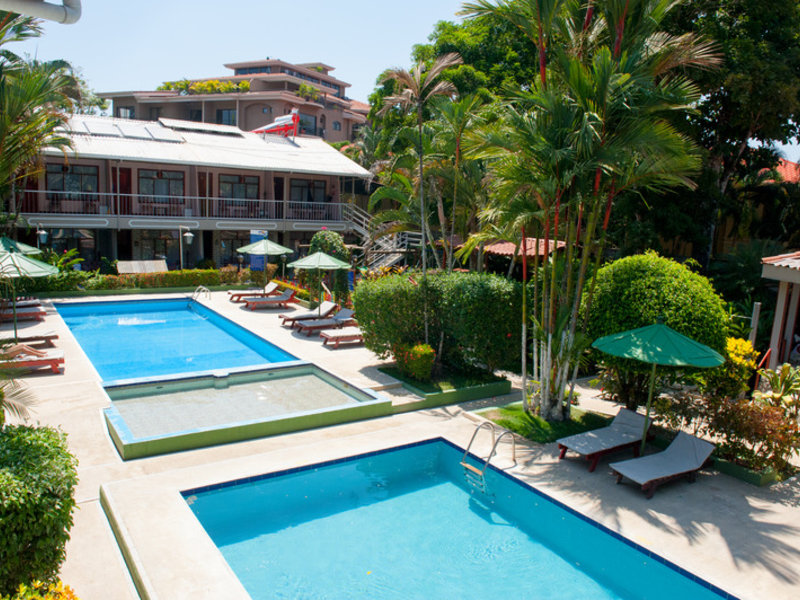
[641,362,657,455]
[11,280,18,341]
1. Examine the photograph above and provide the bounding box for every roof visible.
[762,251,800,283]
[44,115,371,178]
[775,159,800,184]
[484,238,566,257]
[349,100,371,114]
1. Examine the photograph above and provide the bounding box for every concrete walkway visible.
[4,291,800,600]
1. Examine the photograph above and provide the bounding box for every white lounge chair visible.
[228,281,279,303]
[610,431,715,498]
[295,309,355,336]
[320,326,364,349]
[280,301,337,327]
[243,289,296,310]
[557,408,649,472]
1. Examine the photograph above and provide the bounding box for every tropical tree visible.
[0,12,75,233]
[379,52,463,343]
[463,0,720,420]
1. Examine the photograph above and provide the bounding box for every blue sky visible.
[13,0,465,102]
[11,0,800,160]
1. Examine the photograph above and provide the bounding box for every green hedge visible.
[0,426,79,595]
[353,271,520,373]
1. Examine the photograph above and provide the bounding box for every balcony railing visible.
[17,190,345,221]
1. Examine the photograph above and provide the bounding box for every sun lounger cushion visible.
[296,309,355,334]
[280,301,337,325]
[320,327,364,348]
[244,290,295,309]
[1,349,64,373]
[610,432,715,493]
[557,408,646,457]
[0,307,46,321]
[228,281,279,302]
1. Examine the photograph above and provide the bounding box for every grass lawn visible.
[379,365,503,393]
[479,403,613,444]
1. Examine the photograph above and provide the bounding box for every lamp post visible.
[35,226,48,249]
[178,226,194,270]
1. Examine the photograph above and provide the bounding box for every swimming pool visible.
[104,364,392,459]
[56,298,297,382]
[184,439,736,600]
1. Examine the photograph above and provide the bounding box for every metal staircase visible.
[461,422,517,494]
[342,203,422,270]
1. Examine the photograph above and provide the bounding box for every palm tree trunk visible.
[418,111,429,345]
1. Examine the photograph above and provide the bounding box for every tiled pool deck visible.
[6,292,800,600]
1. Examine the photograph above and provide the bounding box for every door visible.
[111,167,132,214]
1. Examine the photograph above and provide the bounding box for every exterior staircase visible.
[343,203,422,270]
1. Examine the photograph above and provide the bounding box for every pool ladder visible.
[460,422,517,494]
[191,285,210,301]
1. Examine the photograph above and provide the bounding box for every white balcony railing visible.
[17,190,345,222]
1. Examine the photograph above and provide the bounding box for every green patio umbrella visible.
[287,251,351,314]
[236,237,293,281]
[592,321,724,453]
[0,236,42,256]
[0,250,58,339]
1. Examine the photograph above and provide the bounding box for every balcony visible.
[17,190,345,227]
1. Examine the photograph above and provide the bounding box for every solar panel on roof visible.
[66,119,89,134]
[145,125,183,143]
[85,120,122,137]
[116,122,153,140]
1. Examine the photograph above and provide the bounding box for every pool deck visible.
[5,291,800,600]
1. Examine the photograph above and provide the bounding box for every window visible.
[262,106,272,114]
[117,106,135,119]
[149,107,161,120]
[188,109,202,122]
[46,164,98,194]
[333,121,341,131]
[219,174,258,199]
[138,169,184,201]
[234,66,271,75]
[298,112,316,135]
[290,179,326,203]
[216,109,236,126]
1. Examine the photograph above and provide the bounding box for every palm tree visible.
[464,0,719,419]
[379,52,463,342]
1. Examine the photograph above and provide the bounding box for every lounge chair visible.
[320,326,364,349]
[0,307,46,322]
[0,298,41,309]
[0,332,58,348]
[610,432,715,498]
[243,289,296,310]
[0,344,64,374]
[280,301,337,327]
[295,309,356,336]
[556,408,649,472]
[228,281,280,303]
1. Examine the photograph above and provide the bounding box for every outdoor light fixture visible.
[35,226,48,248]
[178,226,194,270]
[237,253,244,272]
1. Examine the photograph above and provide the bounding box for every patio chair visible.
[228,281,280,303]
[556,408,650,472]
[279,301,337,327]
[0,306,46,322]
[243,289,296,310]
[610,431,715,498]
[295,309,356,336]
[0,344,64,374]
[0,331,59,348]
[0,298,41,309]
[320,326,364,349]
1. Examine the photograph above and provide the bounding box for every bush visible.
[1,580,79,600]
[0,426,79,595]
[585,252,728,409]
[393,343,435,381]
[301,230,351,303]
[354,271,520,373]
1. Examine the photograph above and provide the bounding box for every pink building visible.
[100,58,369,143]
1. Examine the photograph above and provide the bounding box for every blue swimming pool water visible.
[56,299,297,382]
[185,439,734,600]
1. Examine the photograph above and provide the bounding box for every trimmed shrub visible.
[394,343,436,381]
[352,273,434,359]
[585,252,728,409]
[0,426,79,595]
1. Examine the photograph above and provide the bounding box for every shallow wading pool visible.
[184,439,738,600]
[104,364,392,459]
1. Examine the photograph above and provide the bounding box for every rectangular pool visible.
[104,365,392,459]
[184,439,736,600]
[56,299,297,382]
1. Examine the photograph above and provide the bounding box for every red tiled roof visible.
[349,99,371,114]
[775,159,800,184]
[762,251,800,268]
[484,238,566,257]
